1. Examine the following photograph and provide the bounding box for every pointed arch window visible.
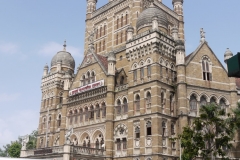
[210,97,217,105]
[140,67,144,79]
[134,70,137,81]
[100,27,102,37]
[147,65,151,76]
[79,109,83,122]
[69,111,73,125]
[135,95,140,111]
[200,96,207,107]
[171,123,175,135]
[87,72,91,84]
[117,18,119,29]
[123,98,128,113]
[170,94,174,113]
[99,42,101,52]
[90,105,94,119]
[116,139,121,150]
[85,107,89,121]
[125,13,128,25]
[146,92,151,108]
[83,140,86,147]
[161,92,165,107]
[104,25,106,35]
[102,102,106,117]
[121,15,123,27]
[91,71,95,83]
[202,58,212,81]
[190,95,197,111]
[146,121,152,136]
[162,121,167,137]
[116,99,121,115]
[57,114,61,127]
[74,110,78,123]
[135,126,140,138]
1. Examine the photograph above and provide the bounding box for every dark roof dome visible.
[136,5,168,31]
[51,50,75,69]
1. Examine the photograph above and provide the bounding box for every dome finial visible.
[63,40,67,51]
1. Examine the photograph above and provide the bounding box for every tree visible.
[7,141,21,158]
[26,130,38,150]
[178,103,235,160]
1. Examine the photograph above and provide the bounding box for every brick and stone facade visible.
[20,0,240,159]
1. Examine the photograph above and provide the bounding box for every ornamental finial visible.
[63,40,67,51]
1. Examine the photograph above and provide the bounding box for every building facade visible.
[21,0,240,159]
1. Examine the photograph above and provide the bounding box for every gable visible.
[185,41,231,90]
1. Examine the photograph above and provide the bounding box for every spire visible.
[200,28,206,43]
[63,40,67,51]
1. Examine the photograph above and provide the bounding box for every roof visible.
[96,54,108,71]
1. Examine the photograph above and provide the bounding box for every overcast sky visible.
[0,0,240,148]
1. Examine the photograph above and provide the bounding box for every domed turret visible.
[51,41,75,72]
[224,48,233,63]
[136,4,168,34]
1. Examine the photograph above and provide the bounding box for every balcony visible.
[21,145,105,159]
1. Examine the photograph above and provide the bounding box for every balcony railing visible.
[73,146,105,156]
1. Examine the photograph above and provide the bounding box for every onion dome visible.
[136,5,168,32]
[224,48,233,63]
[51,41,75,69]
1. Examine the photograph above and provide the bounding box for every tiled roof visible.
[96,54,108,71]
[185,52,193,62]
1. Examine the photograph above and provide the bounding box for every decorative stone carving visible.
[87,28,97,45]
[65,128,73,144]
[19,135,29,150]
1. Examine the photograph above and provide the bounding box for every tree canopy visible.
[178,103,237,160]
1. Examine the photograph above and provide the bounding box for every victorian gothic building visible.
[21,0,240,159]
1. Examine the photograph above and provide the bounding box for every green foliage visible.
[7,141,21,158]
[178,103,236,160]
[26,130,38,150]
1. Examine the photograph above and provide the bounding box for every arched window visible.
[102,102,106,117]
[135,126,140,138]
[161,92,164,107]
[210,97,217,105]
[116,34,118,45]
[190,95,197,111]
[116,139,121,150]
[162,121,167,137]
[121,32,123,43]
[135,95,140,111]
[122,138,127,149]
[42,118,46,132]
[140,67,144,79]
[117,18,119,29]
[103,40,105,51]
[121,16,123,27]
[69,111,73,125]
[146,121,152,136]
[85,107,89,121]
[202,58,212,81]
[170,94,174,113]
[87,72,90,84]
[116,99,121,115]
[147,65,151,76]
[123,98,128,113]
[95,139,100,149]
[200,96,207,107]
[171,123,175,135]
[96,29,98,39]
[90,105,94,119]
[48,117,51,130]
[57,114,61,127]
[100,27,102,37]
[91,72,95,83]
[220,98,227,110]
[99,42,101,52]
[120,76,124,85]
[74,110,78,123]
[134,70,137,81]
[79,109,83,122]
[83,140,86,147]
[125,13,128,25]
[104,25,106,35]
[146,92,151,108]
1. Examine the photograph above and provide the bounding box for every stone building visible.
[21,0,240,159]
